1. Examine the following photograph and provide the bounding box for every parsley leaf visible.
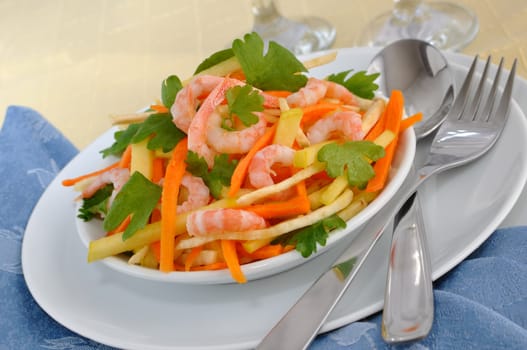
[186,151,238,199]
[272,214,346,258]
[232,32,308,91]
[100,114,185,157]
[226,85,264,126]
[77,184,113,221]
[317,141,385,189]
[103,172,162,240]
[132,113,186,152]
[161,75,183,109]
[194,48,235,75]
[100,123,141,158]
[327,70,380,99]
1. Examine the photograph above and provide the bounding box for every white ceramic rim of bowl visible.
[75,125,416,284]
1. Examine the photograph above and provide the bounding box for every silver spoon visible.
[256,39,454,350]
[367,38,454,342]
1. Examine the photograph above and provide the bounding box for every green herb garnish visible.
[103,172,162,240]
[131,113,186,152]
[273,215,346,258]
[77,184,113,221]
[186,151,238,199]
[161,75,183,109]
[100,113,185,157]
[226,85,264,127]
[318,141,385,189]
[232,32,308,91]
[327,70,380,99]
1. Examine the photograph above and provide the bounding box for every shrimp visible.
[81,168,130,206]
[170,75,224,133]
[286,78,359,108]
[186,208,267,237]
[187,77,239,167]
[206,108,268,154]
[177,173,210,214]
[248,144,295,188]
[171,75,279,133]
[306,111,364,144]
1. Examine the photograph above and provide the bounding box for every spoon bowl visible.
[368,39,454,139]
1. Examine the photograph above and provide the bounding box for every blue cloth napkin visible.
[1,106,526,350]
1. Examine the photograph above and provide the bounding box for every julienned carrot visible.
[150,241,161,261]
[184,246,203,271]
[228,123,278,197]
[245,195,310,219]
[247,244,284,260]
[221,240,246,283]
[265,90,292,98]
[228,70,246,81]
[107,214,131,236]
[301,102,342,126]
[365,105,387,142]
[61,161,120,186]
[366,90,404,193]
[150,104,169,113]
[173,262,228,271]
[160,138,188,272]
[152,157,165,184]
[118,145,133,169]
[399,112,423,133]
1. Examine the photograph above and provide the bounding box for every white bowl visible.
[75,48,416,284]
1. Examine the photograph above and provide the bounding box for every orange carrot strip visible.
[61,161,120,186]
[366,90,404,192]
[160,138,188,272]
[150,208,161,223]
[248,244,284,260]
[152,157,165,184]
[228,124,278,197]
[244,181,309,219]
[365,106,388,141]
[106,214,131,236]
[399,112,423,133]
[150,241,161,262]
[184,246,204,271]
[118,145,133,169]
[195,263,226,271]
[221,240,246,283]
[265,90,292,98]
[189,262,228,271]
[229,70,246,81]
[301,103,342,126]
[150,104,169,113]
[296,178,308,197]
[244,196,310,219]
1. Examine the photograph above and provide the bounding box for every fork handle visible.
[382,192,434,342]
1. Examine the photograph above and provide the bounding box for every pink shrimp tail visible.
[186,209,267,237]
[187,78,238,167]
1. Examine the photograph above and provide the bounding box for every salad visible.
[63,32,421,283]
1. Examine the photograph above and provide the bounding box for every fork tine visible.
[449,55,478,120]
[490,58,517,128]
[477,58,504,122]
[465,56,492,121]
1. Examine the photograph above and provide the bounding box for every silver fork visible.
[381,55,515,342]
[256,55,517,350]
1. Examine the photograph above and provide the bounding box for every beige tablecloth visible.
[1,0,525,148]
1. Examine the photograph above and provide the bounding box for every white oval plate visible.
[22,48,527,350]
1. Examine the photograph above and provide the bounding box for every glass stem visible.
[251,0,282,26]
[392,0,423,23]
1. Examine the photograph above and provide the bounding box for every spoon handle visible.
[382,191,434,342]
